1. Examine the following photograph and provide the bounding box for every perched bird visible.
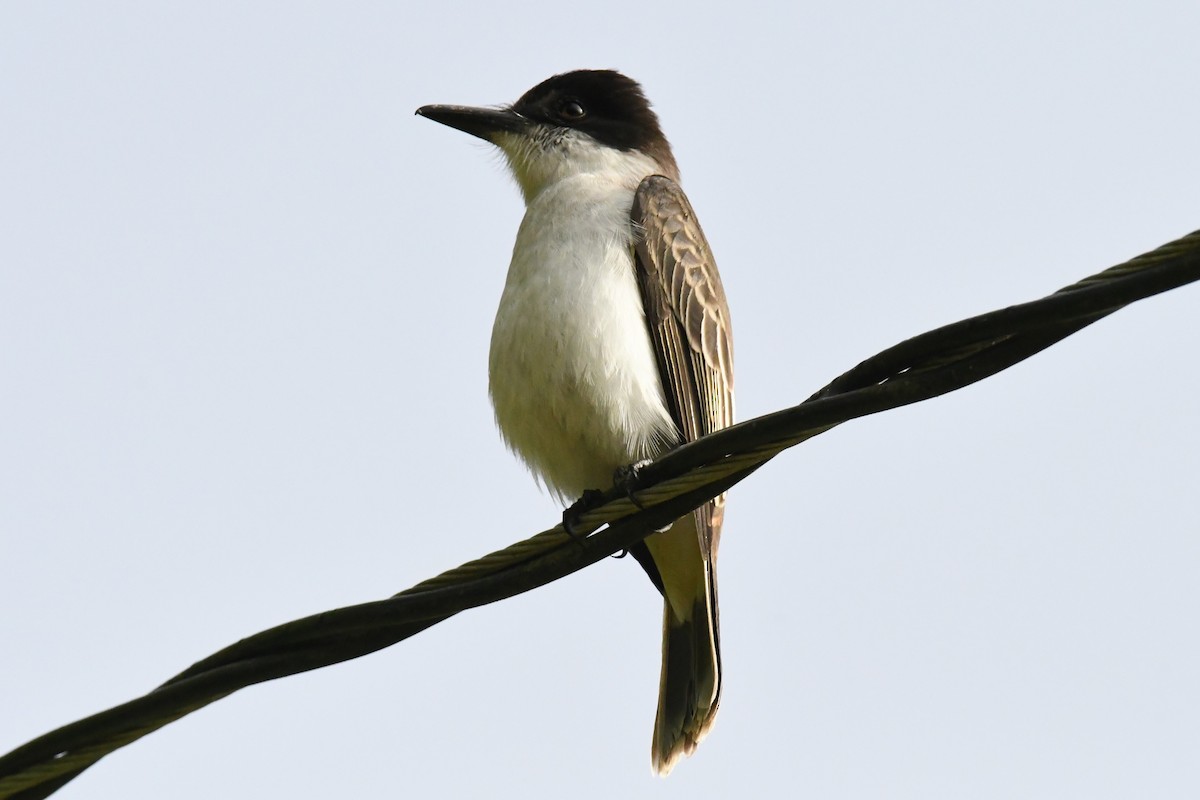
[417,70,734,774]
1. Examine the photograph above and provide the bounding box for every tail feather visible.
[650,588,721,775]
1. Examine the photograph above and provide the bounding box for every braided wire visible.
[1,228,1197,800]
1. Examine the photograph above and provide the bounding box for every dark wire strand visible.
[1,229,1197,800]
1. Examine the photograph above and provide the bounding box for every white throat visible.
[494,127,665,203]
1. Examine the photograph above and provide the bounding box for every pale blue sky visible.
[3,3,1199,798]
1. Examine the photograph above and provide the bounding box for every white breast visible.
[488,173,677,501]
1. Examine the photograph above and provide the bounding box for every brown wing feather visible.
[630,175,734,553]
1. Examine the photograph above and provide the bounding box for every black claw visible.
[562,488,606,542]
[613,459,652,510]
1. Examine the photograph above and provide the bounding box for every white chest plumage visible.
[488,173,677,500]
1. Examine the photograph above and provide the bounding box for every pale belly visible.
[488,181,677,501]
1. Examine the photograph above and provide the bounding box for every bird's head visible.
[417,69,679,201]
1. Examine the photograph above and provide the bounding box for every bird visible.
[416,69,734,775]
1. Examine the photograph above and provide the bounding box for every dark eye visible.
[559,99,586,120]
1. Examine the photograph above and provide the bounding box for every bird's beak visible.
[415,104,530,143]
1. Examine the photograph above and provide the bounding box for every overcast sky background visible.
[3,3,1199,798]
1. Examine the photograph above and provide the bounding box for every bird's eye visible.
[559,99,586,120]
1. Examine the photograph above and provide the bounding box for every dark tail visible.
[650,578,721,775]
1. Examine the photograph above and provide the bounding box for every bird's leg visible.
[608,459,655,558]
[562,460,655,555]
[613,459,653,510]
[562,488,606,543]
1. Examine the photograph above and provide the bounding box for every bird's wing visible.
[630,174,734,553]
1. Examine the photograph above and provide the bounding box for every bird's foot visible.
[562,489,606,544]
[613,459,653,511]
[608,459,656,558]
[562,462,655,557]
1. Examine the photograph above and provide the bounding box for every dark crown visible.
[512,70,678,179]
